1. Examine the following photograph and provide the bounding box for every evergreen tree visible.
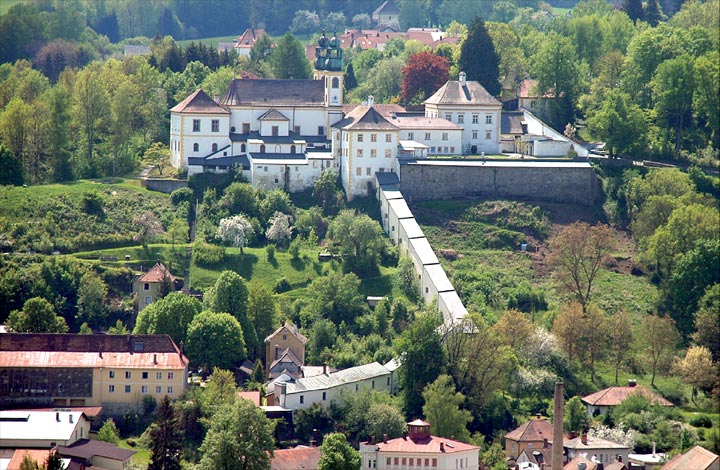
[344,63,357,90]
[270,32,312,79]
[458,17,501,97]
[0,144,24,185]
[644,0,663,26]
[624,0,644,23]
[148,396,183,470]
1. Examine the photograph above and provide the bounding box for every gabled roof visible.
[58,438,135,462]
[170,89,229,114]
[270,348,303,371]
[424,79,501,107]
[374,0,400,15]
[564,435,629,451]
[334,105,398,131]
[265,321,308,344]
[505,416,554,442]
[343,103,406,118]
[564,456,598,470]
[259,109,289,121]
[284,362,390,394]
[661,445,719,470]
[137,262,176,283]
[581,385,674,407]
[393,115,461,130]
[271,447,321,470]
[0,411,86,442]
[371,433,479,454]
[235,28,266,48]
[221,79,325,107]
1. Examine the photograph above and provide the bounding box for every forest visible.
[0,0,718,468]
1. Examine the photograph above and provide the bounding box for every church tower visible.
[313,32,344,108]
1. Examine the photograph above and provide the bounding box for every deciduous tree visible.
[327,209,385,273]
[204,271,258,357]
[76,272,108,328]
[587,89,648,157]
[365,403,407,442]
[186,311,247,370]
[265,212,293,249]
[247,282,276,344]
[422,374,472,442]
[692,284,720,361]
[7,297,68,333]
[97,418,120,443]
[134,292,202,345]
[401,51,449,104]
[217,215,254,253]
[640,314,680,386]
[607,310,634,384]
[143,142,171,176]
[133,211,165,248]
[673,346,716,404]
[652,55,695,156]
[532,32,581,129]
[318,433,360,470]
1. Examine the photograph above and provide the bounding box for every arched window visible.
[331,77,339,89]
[193,143,199,152]
[290,145,296,154]
[260,144,265,153]
[211,143,218,152]
[241,143,246,153]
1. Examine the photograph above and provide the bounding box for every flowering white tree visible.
[589,424,638,450]
[217,215,254,253]
[133,211,164,248]
[265,212,293,248]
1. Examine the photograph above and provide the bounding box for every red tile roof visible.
[0,334,188,369]
[581,385,674,407]
[661,445,719,470]
[265,322,307,344]
[238,391,261,406]
[234,28,266,49]
[271,447,320,470]
[505,416,554,442]
[564,456,598,470]
[8,450,55,470]
[371,434,479,454]
[137,262,176,283]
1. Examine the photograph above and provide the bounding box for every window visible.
[356,167,362,176]
[291,145,296,154]
[431,146,436,152]
[318,126,324,135]
[322,392,326,400]
[370,149,377,158]
[125,385,131,393]
[486,131,492,140]
[125,371,131,379]
[355,384,359,391]
[109,371,115,379]
[445,113,452,121]
[385,134,391,142]
[425,458,430,466]
[142,372,148,380]
[242,123,250,134]
[432,458,438,467]
[442,132,448,141]
[143,283,150,291]
[408,132,414,139]
[168,372,174,380]
[145,296,152,305]
[402,458,407,465]
[472,130,478,139]
[486,114,493,124]
[272,125,279,136]
[192,119,200,132]
[332,77,340,88]
[211,143,218,152]
[394,458,399,466]
[425,132,431,140]
[300,395,304,404]
[472,113,479,124]
[192,143,199,152]
[387,377,390,385]
[156,372,162,380]
[141,385,148,393]
[294,125,300,134]
[260,144,266,153]
[450,146,455,153]
[211,119,219,132]
[387,458,391,466]
[167,386,174,394]
[156,386,162,394]
[385,149,391,158]
[371,380,375,389]
[371,133,377,142]
[357,133,364,142]
[458,114,464,123]
[108,385,115,392]
[366,167,371,176]
[357,149,363,157]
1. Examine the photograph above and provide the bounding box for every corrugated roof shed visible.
[285,362,390,394]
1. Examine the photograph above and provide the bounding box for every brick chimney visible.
[552,382,564,470]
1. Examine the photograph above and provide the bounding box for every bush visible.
[193,241,225,266]
[170,187,194,206]
[690,415,713,428]
[82,191,104,216]
[288,239,300,260]
[275,277,291,293]
[266,244,275,261]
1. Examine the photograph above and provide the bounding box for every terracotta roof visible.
[137,262,176,283]
[564,435,629,451]
[221,79,324,107]
[517,78,554,99]
[8,449,55,470]
[581,385,674,407]
[234,28,266,48]
[564,456,598,470]
[372,434,479,454]
[58,439,135,462]
[334,105,398,130]
[271,447,321,470]
[661,445,719,470]
[0,334,188,369]
[238,391,261,406]
[604,462,628,470]
[424,79,501,106]
[265,322,307,344]
[505,416,554,442]
[12,406,103,417]
[170,89,229,114]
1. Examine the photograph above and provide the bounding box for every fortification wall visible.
[141,178,188,194]
[397,160,597,206]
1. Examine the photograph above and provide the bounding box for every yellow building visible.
[0,334,189,414]
[133,262,176,312]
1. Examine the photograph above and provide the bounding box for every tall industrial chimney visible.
[552,382,564,470]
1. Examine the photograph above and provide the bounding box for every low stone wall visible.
[141,178,188,194]
[398,159,598,206]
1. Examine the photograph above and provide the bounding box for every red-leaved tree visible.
[401,51,449,104]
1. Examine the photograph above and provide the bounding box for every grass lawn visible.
[0,0,26,14]
[176,35,238,47]
[73,243,191,276]
[118,439,150,467]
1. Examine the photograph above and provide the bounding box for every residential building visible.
[581,380,674,416]
[0,410,90,448]
[424,71,503,155]
[661,445,719,470]
[500,109,590,157]
[516,78,552,115]
[392,114,463,157]
[58,439,135,470]
[233,28,267,57]
[132,262,176,312]
[271,446,321,470]
[505,415,554,461]
[372,0,400,29]
[274,362,392,410]
[360,419,480,469]
[0,334,189,413]
[265,321,307,371]
[564,434,630,467]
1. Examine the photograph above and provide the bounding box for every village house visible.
[0,334,189,414]
[660,445,719,470]
[360,419,480,470]
[58,439,136,470]
[372,0,400,30]
[0,410,90,449]
[581,380,674,416]
[233,28,267,57]
[264,321,307,372]
[271,446,321,470]
[564,434,630,467]
[505,415,554,464]
[132,262,176,312]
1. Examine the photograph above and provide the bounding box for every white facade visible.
[0,411,91,448]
